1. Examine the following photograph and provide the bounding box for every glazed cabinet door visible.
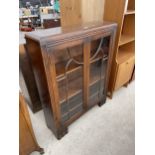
[88,36,111,106]
[46,33,114,125]
[48,43,85,125]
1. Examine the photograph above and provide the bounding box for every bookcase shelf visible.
[119,34,135,46]
[56,53,107,81]
[121,14,135,40]
[127,0,135,10]
[125,10,135,15]
[117,42,135,64]
[58,61,105,104]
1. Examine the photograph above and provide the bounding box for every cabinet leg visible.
[107,92,113,99]
[57,134,62,140]
[36,147,44,154]
[124,82,129,87]
[98,96,106,107]
[62,126,68,135]
[56,127,68,140]
[39,148,44,155]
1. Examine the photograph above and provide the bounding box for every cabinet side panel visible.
[19,93,40,155]
[104,0,127,96]
[104,0,126,47]
[19,44,42,113]
[19,109,37,155]
[25,38,57,135]
[104,30,117,97]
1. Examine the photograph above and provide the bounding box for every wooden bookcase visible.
[25,22,117,139]
[104,0,135,98]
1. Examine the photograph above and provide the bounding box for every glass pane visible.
[89,36,110,106]
[50,44,84,123]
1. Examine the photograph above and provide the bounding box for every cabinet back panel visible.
[127,0,135,10]
[122,14,135,36]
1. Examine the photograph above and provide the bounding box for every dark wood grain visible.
[83,42,90,110]
[25,21,117,139]
[19,44,42,113]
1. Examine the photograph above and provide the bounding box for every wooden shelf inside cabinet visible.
[56,52,106,81]
[120,14,135,46]
[58,64,105,104]
[56,61,81,80]
[125,10,135,15]
[117,48,134,64]
[127,0,135,10]
[117,39,135,64]
[119,34,135,46]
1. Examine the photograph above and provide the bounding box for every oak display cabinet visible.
[25,22,117,139]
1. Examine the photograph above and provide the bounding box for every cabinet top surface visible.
[25,21,117,43]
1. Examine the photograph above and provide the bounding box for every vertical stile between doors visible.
[83,42,91,110]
